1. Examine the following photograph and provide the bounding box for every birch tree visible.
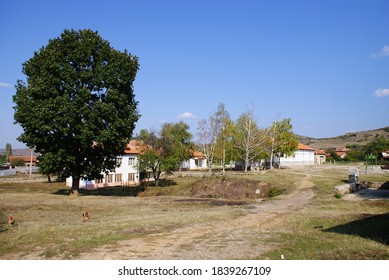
[214,103,233,172]
[234,106,266,173]
[197,103,230,172]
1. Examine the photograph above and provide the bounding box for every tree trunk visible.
[244,153,249,174]
[208,158,212,173]
[47,175,52,183]
[71,176,80,196]
[153,170,160,187]
[222,143,226,173]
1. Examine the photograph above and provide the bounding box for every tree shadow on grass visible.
[53,179,178,197]
[324,213,389,245]
[53,185,145,197]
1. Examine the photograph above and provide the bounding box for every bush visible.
[334,193,342,199]
[269,186,285,198]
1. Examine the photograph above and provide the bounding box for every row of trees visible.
[136,103,299,186]
[197,103,298,173]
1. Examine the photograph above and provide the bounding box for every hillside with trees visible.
[297,127,389,149]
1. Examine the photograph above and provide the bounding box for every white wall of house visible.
[315,154,326,164]
[180,158,207,170]
[279,149,315,166]
[66,154,140,189]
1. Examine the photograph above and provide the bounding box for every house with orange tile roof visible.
[314,149,327,164]
[335,147,350,159]
[8,155,38,166]
[66,140,143,189]
[180,150,208,170]
[277,143,316,166]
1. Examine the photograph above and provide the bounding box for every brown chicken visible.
[8,215,15,225]
[82,211,89,222]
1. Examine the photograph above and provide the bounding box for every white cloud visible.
[373,88,389,97]
[177,112,196,119]
[0,82,12,88]
[381,45,389,56]
[372,45,389,57]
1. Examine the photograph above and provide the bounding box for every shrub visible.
[334,193,342,199]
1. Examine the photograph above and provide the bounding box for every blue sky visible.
[0,0,388,148]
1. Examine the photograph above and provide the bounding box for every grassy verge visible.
[260,166,389,260]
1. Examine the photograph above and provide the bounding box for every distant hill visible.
[0,148,39,157]
[297,126,389,149]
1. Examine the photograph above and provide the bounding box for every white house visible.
[66,140,142,189]
[180,150,207,170]
[278,143,315,166]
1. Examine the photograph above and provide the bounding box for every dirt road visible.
[79,175,315,260]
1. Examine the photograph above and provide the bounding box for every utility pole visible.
[29,147,33,179]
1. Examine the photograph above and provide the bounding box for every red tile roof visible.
[315,149,327,155]
[8,156,37,163]
[192,150,206,159]
[298,143,315,151]
[124,140,143,155]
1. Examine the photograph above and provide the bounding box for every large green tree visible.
[160,121,193,171]
[13,29,140,193]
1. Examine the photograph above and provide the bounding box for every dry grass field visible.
[1,164,389,260]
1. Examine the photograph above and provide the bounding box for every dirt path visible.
[79,175,315,259]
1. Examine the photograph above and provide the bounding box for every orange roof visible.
[8,156,37,162]
[298,143,315,151]
[315,149,327,155]
[192,150,206,159]
[336,151,347,157]
[124,140,143,154]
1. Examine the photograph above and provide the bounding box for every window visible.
[116,157,122,166]
[106,174,113,183]
[128,157,135,166]
[128,173,136,181]
[95,178,103,184]
[115,173,122,182]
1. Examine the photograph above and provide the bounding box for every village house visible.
[66,140,142,189]
[277,143,316,166]
[66,141,212,189]
[335,147,350,159]
[180,150,207,170]
[314,149,327,165]
[8,155,38,166]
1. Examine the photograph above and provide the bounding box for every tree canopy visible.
[13,29,140,192]
[137,122,192,186]
[267,118,298,169]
